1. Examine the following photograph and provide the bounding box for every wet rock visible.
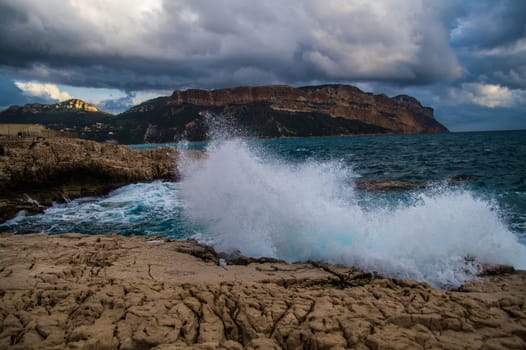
[354,179,426,192]
[480,264,515,276]
[0,136,203,223]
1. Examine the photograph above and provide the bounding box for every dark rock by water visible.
[0,135,185,223]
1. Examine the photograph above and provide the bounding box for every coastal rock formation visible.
[354,176,479,192]
[0,136,181,223]
[3,99,100,114]
[0,233,525,349]
[121,85,448,142]
[169,85,444,134]
[1,85,448,143]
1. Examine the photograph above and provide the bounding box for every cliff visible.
[56,98,99,112]
[122,84,447,143]
[171,85,444,133]
[4,98,101,114]
[0,85,448,143]
[0,233,524,349]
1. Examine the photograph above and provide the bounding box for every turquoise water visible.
[2,130,526,287]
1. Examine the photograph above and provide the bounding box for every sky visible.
[0,0,525,131]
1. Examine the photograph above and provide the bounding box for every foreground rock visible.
[0,136,184,223]
[0,233,524,350]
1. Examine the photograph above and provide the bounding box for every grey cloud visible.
[2,0,525,132]
[96,92,137,114]
[436,104,526,131]
[493,65,526,88]
[449,0,526,89]
[466,55,526,90]
[0,0,462,91]
[451,0,526,49]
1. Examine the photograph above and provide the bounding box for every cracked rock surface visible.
[0,233,525,349]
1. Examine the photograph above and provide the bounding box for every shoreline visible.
[0,136,205,224]
[0,132,511,225]
[1,233,525,349]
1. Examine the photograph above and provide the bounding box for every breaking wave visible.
[180,138,526,287]
[1,181,191,237]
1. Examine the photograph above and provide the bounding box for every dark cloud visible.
[0,0,525,130]
[450,0,526,89]
[437,104,526,131]
[451,0,526,49]
[0,0,462,91]
[95,93,137,114]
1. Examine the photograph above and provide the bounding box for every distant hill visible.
[0,85,448,143]
[2,98,103,117]
[0,99,112,141]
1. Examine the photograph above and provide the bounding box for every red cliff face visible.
[120,84,448,143]
[169,85,447,134]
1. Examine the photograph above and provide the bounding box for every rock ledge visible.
[0,233,524,350]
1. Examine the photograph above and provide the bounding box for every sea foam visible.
[0,181,188,237]
[180,138,526,287]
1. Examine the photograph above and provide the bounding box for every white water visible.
[180,138,526,287]
[1,181,188,237]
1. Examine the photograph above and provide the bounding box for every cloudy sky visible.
[0,0,525,131]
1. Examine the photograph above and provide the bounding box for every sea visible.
[2,130,526,287]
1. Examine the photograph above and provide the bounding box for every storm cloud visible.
[0,0,525,130]
[0,0,462,90]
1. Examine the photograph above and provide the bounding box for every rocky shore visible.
[0,134,470,225]
[0,233,525,349]
[0,136,188,223]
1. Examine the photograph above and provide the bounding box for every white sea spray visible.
[180,138,526,287]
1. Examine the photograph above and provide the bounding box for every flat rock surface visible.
[0,233,525,350]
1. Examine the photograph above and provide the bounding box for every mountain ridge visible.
[170,85,440,134]
[0,84,448,143]
[4,98,102,114]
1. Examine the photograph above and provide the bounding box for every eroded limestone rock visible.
[0,233,524,349]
